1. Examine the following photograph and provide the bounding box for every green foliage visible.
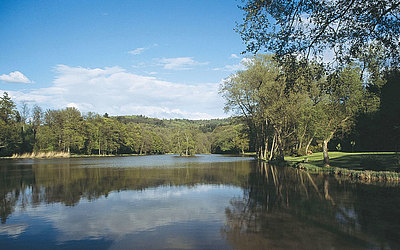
[211,124,249,153]
[0,93,249,156]
[220,53,371,165]
[0,93,22,156]
[237,0,400,65]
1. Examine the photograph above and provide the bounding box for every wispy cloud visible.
[230,53,239,59]
[3,65,226,119]
[213,58,251,72]
[128,47,146,55]
[0,71,33,83]
[128,44,158,56]
[0,224,28,238]
[31,185,235,243]
[158,57,208,70]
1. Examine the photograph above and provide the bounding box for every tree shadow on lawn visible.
[309,153,400,172]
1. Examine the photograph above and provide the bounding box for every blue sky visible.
[0,0,249,119]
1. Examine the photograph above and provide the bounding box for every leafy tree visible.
[19,102,29,132]
[211,124,249,154]
[237,0,400,65]
[32,105,43,139]
[317,65,365,165]
[0,92,21,156]
[100,118,121,155]
[0,92,17,123]
[120,122,141,154]
[221,55,309,160]
[62,107,85,153]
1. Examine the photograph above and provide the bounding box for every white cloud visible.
[128,47,146,55]
[2,65,227,119]
[0,224,28,238]
[230,53,239,59]
[0,71,33,83]
[158,57,208,70]
[213,58,252,72]
[26,185,239,243]
[128,44,158,56]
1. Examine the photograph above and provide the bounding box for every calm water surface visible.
[0,154,399,249]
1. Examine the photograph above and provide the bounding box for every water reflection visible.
[0,156,399,249]
[0,155,252,224]
[223,161,400,249]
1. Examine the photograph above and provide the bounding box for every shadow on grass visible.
[305,153,400,172]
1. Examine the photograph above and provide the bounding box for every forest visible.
[0,93,248,157]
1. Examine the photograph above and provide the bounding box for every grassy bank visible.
[286,152,400,182]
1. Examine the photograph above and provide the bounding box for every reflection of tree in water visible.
[0,160,252,223]
[223,161,400,249]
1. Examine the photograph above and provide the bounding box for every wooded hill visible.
[0,96,249,157]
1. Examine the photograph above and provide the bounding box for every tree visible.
[317,65,365,165]
[211,124,249,154]
[237,0,400,65]
[174,127,196,156]
[32,105,43,139]
[0,92,21,156]
[0,92,17,123]
[19,102,29,132]
[62,107,85,153]
[221,55,306,160]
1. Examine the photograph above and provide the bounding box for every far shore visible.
[1,152,257,160]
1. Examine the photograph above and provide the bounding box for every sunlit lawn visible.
[286,152,400,172]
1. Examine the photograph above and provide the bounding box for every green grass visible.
[286,151,400,172]
[286,152,400,182]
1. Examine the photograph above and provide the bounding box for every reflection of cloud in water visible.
[26,184,240,242]
[119,184,214,200]
[0,224,28,238]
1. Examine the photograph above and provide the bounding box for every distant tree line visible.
[0,94,249,157]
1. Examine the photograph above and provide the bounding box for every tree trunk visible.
[298,124,307,152]
[185,135,189,156]
[305,137,313,155]
[139,142,143,155]
[263,138,268,160]
[323,131,335,167]
[275,131,284,161]
[269,133,276,161]
[323,139,330,166]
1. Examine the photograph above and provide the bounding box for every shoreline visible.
[256,151,400,183]
[292,162,400,183]
[1,152,251,160]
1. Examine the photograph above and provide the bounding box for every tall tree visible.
[0,92,21,156]
[62,107,84,153]
[317,65,365,165]
[221,55,306,160]
[237,0,400,65]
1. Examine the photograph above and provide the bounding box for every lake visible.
[0,154,399,249]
